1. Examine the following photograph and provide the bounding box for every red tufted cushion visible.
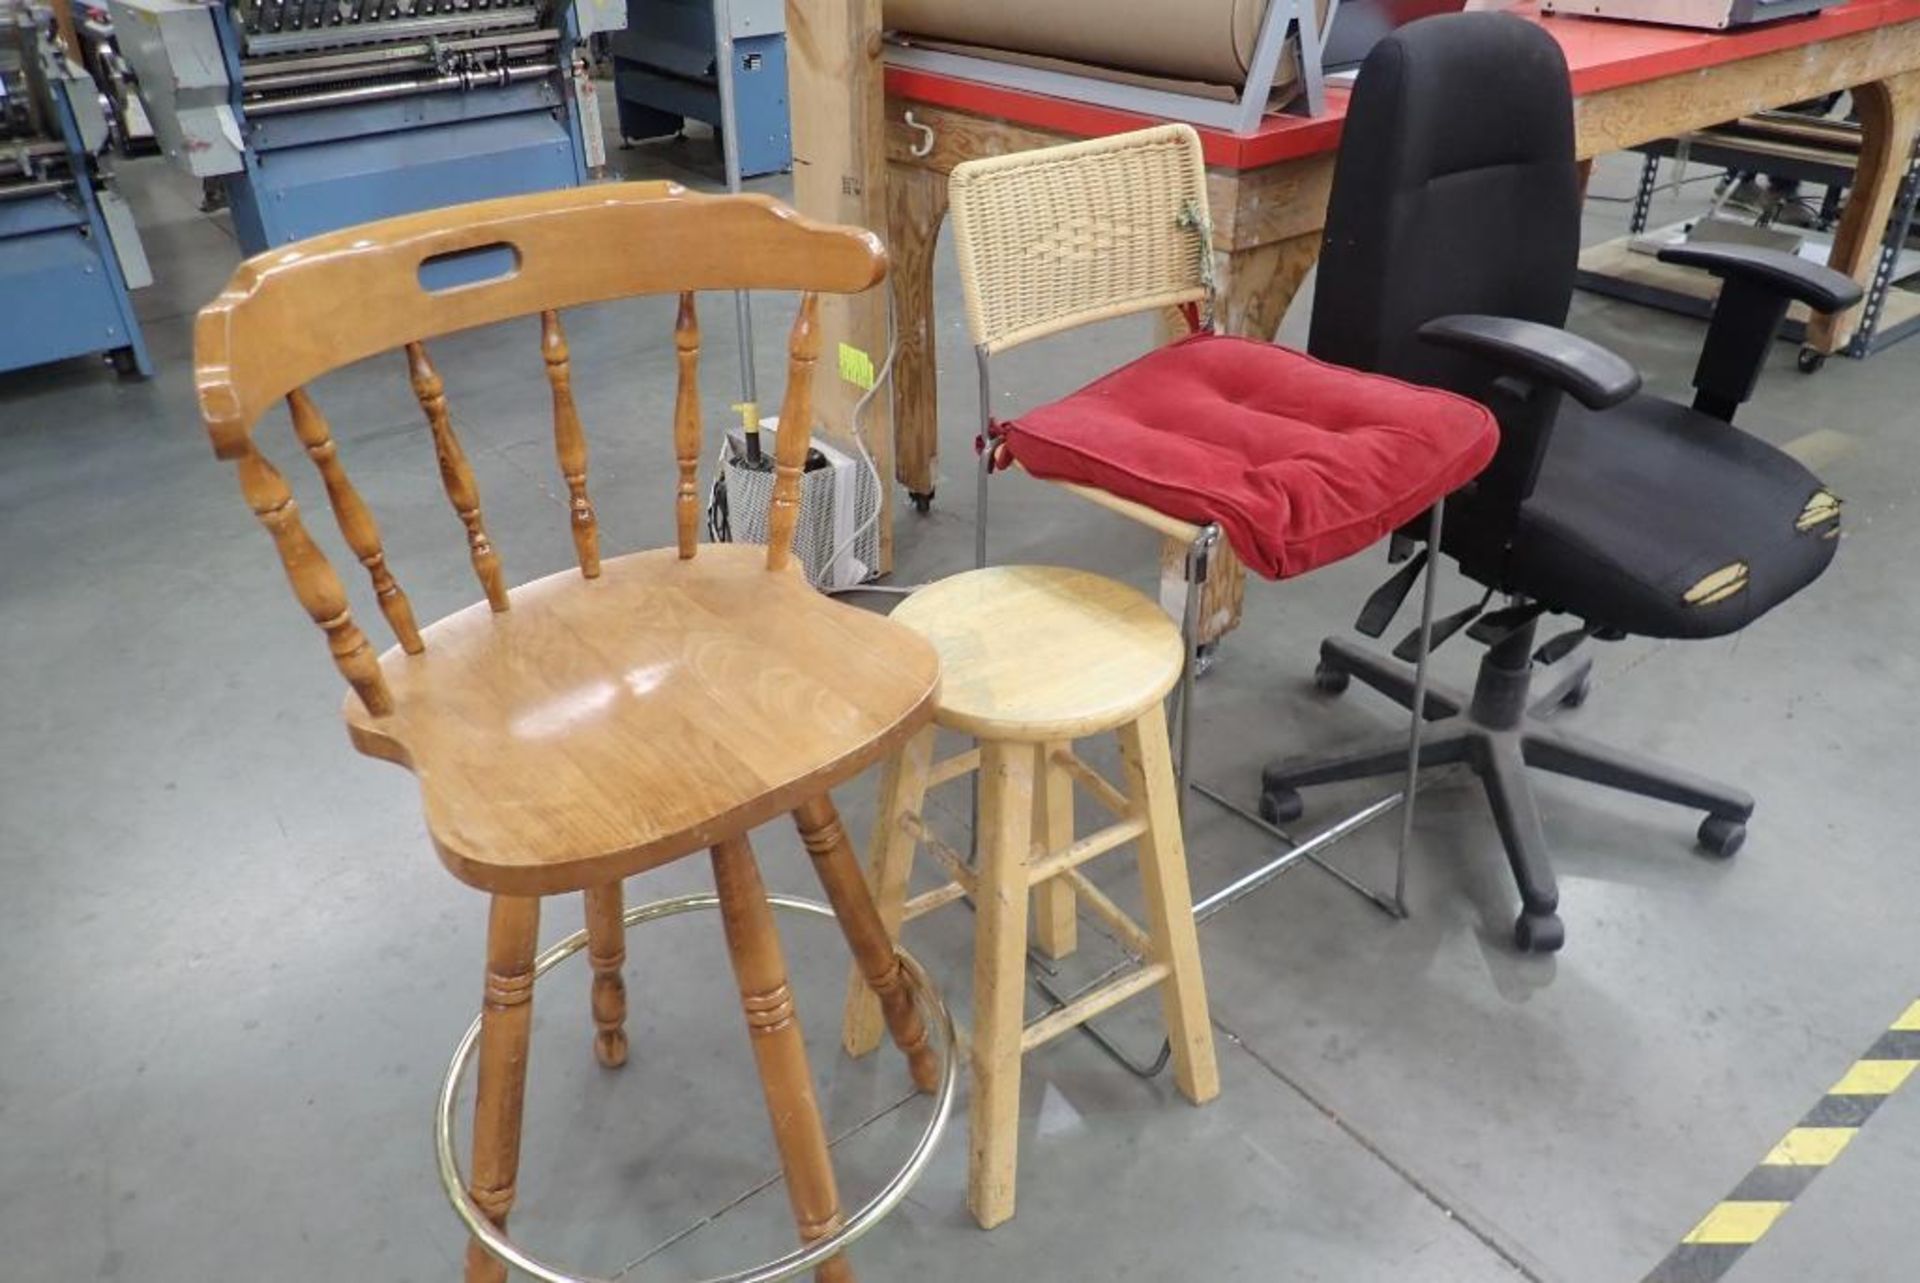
[1000,333,1500,580]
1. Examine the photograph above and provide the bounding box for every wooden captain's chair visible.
[196,183,948,1283]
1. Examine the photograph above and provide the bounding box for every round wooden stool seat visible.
[890,565,1185,743]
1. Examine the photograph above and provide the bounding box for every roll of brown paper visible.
[886,0,1270,86]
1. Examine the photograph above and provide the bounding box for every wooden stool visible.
[196,185,955,1283]
[842,565,1221,1229]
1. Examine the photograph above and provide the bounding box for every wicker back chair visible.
[949,123,1214,354]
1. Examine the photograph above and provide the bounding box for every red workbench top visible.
[885,0,1920,169]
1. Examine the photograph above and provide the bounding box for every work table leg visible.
[889,165,950,511]
[1808,70,1920,356]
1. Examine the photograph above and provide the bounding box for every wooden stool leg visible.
[711,836,854,1283]
[1031,740,1077,960]
[1118,706,1220,1107]
[840,727,933,1060]
[797,792,940,1093]
[465,895,540,1283]
[583,882,629,1068]
[969,739,1035,1230]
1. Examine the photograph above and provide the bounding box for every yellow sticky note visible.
[838,342,877,391]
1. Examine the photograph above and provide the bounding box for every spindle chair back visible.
[196,180,881,719]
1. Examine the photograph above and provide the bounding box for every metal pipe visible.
[1191,788,1406,919]
[244,59,554,115]
[1175,525,1217,792]
[0,177,72,201]
[1390,498,1447,917]
[244,64,433,92]
[712,0,759,425]
[975,346,993,569]
[0,140,66,164]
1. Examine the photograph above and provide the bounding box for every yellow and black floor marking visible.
[1642,999,1920,1282]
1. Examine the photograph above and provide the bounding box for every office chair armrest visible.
[1416,315,1642,410]
[1656,243,1864,315]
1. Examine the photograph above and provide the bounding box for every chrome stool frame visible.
[437,893,959,1283]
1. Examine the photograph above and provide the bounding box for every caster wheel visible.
[1697,816,1746,859]
[1313,662,1351,695]
[1258,787,1305,826]
[1798,347,1828,374]
[1193,641,1220,679]
[109,347,141,380]
[1561,671,1592,709]
[1514,911,1565,954]
[909,490,934,515]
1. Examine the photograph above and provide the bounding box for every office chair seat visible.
[1000,332,1498,579]
[1507,395,1841,640]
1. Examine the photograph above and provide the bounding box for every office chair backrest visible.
[1309,13,1580,401]
[950,124,1213,355]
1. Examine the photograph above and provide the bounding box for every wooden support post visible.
[52,0,83,65]
[1807,72,1920,355]
[888,165,950,510]
[787,0,895,572]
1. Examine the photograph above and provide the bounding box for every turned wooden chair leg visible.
[798,792,940,1093]
[711,835,855,1283]
[969,739,1035,1230]
[1118,706,1220,1107]
[583,882,629,1068]
[1031,740,1077,960]
[841,727,933,1061]
[466,895,541,1283]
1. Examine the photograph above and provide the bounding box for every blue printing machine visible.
[610,0,787,178]
[1,9,152,378]
[109,0,626,256]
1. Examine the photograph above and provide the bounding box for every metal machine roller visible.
[108,0,624,252]
[1,4,152,378]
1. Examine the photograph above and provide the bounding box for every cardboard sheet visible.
[885,0,1270,86]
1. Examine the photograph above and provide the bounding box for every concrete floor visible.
[2,120,1917,1283]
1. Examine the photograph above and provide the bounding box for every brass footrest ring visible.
[436,892,959,1283]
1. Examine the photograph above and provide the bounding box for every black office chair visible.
[1258,13,1857,953]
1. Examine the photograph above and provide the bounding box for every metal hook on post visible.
[904,111,936,159]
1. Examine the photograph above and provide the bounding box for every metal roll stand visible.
[887,0,1343,129]
[438,893,960,1283]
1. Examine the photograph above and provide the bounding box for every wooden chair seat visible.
[347,544,942,896]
